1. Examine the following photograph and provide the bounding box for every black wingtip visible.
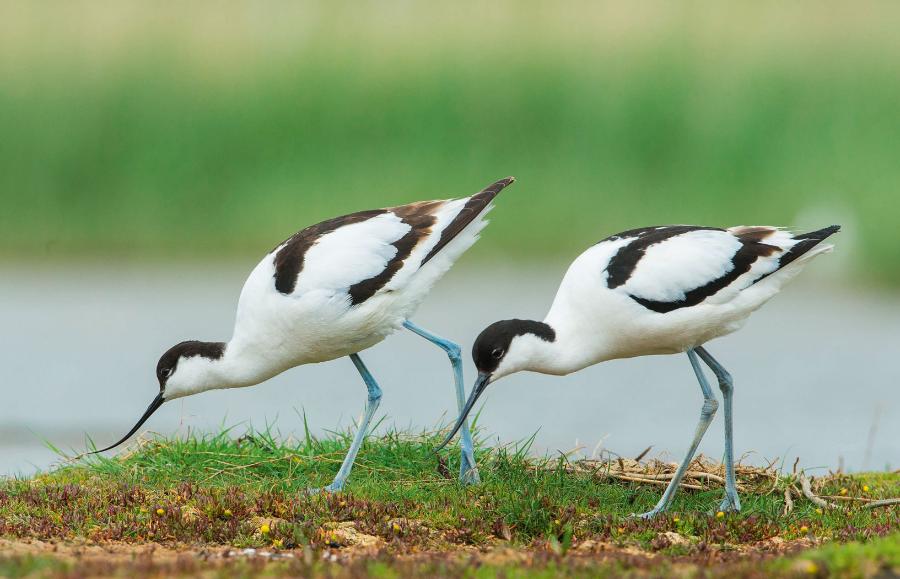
[419,177,515,266]
[795,224,841,241]
[772,224,841,272]
[482,176,516,197]
[470,176,515,206]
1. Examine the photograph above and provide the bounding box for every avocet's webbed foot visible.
[404,320,481,485]
[630,506,666,520]
[718,489,741,513]
[306,481,344,495]
[460,443,481,485]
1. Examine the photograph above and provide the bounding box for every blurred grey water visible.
[1,261,897,477]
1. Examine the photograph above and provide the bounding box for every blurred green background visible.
[1,2,898,282]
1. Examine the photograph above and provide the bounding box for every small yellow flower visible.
[392,522,401,533]
[272,539,284,549]
[223,509,233,517]
[617,527,625,533]
[339,500,347,507]
[839,488,848,496]
[804,561,818,575]
[292,456,302,463]
[800,525,809,533]
[815,508,823,515]
[673,517,680,523]
[715,511,725,519]
[553,519,560,526]
[260,523,271,535]
[862,485,870,493]
[156,508,165,516]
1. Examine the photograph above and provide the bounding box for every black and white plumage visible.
[601,225,840,315]
[222,178,513,384]
[91,177,516,491]
[532,224,840,368]
[440,223,840,518]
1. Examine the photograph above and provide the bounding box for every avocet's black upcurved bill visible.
[87,393,164,455]
[435,372,490,453]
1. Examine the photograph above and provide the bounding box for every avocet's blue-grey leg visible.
[634,348,719,519]
[403,320,480,485]
[313,353,382,493]
[695,346,740,512]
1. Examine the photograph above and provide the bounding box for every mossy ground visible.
[1,430,897,577]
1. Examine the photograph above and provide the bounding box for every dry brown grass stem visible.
[863,498,900,509]
[547,454,777,495]
[783,487,794,515]
[799,473,836,509]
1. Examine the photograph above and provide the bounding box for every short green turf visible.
[1,429,895,550]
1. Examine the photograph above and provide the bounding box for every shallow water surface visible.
[1,262,897,476]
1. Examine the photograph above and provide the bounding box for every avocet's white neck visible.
[537,305,615,376]
[218,337,290,388]
[502,329,574,377]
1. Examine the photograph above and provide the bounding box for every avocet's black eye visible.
[491,348,504,359]
[161,367,173,379]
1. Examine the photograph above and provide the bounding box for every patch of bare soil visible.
[0,533,821,567]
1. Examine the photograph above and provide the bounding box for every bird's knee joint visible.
[702,398,719,416]
[368,389,383,404]
[719,378,734,395]
[445,342,462,360]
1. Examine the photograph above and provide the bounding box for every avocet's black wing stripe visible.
[350,176,513,304]
[270,177,513,303]
[347,202,441,305]
[630,235,779,313]
[605,226,722,289]
[272,209,387,295]
[419,176,515,266]
[605,225,840,314]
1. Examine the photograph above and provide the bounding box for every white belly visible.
[548,278,763,366]
[233,289,413,371]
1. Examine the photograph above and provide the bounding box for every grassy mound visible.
[1,430,897,577]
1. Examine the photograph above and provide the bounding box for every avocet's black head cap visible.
[156,340,225,390]
[472,319,556,374]
[434,319,555,454]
